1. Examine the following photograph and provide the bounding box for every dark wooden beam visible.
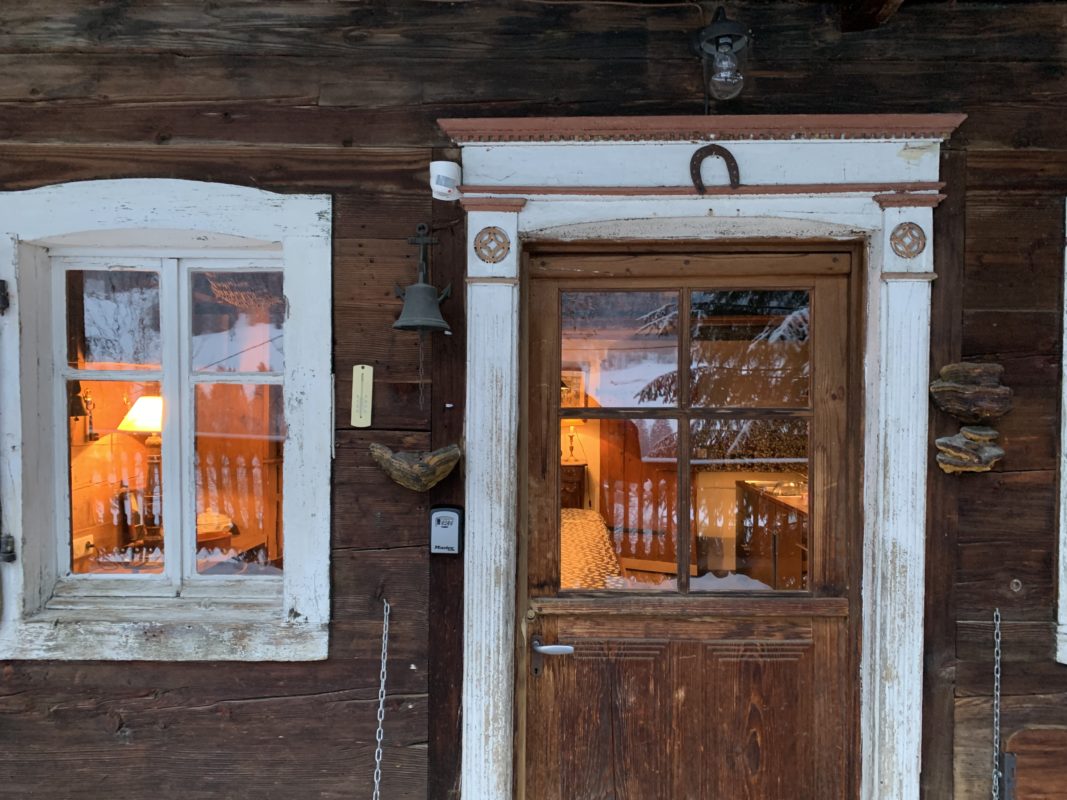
[921,146,965,800]
[427,178,466,800]
[840,0,906,32]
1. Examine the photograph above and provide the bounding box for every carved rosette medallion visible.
[890,222,927,259]
[473,226,511,264]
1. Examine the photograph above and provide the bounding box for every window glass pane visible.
[690,290,810,408]
[561,291,678,409]
[68,380,164,574]
[560,418,678,591]
[690,418,809,591]
[66,271,161,370]
[195,384,284,575]
[192,272,284,373]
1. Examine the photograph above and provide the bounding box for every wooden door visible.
[521,248,859,800]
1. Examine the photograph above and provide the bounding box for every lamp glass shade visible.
[118,395,163,433]
[708,46,744,100]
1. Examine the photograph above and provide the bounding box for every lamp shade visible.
[118,395,163,433]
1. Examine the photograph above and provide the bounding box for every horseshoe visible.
[689,144,741,193]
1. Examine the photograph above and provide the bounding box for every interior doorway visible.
[520,245,862,799]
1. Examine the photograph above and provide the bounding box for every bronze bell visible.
[394,279,451,333]
[394,223,451,333]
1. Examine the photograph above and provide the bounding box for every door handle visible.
[531,636,574,676]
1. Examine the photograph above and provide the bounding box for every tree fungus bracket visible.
[929,362,1013,474]
[370,443,462,492]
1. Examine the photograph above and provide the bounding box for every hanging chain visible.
[372,599,391,800]
[417,333,427,411]
[991,607,1002,800]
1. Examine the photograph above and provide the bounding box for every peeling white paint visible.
[456,127,952,800]
[1058,203,1067,665]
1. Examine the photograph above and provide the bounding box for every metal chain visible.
[372,599,391,800]
[991,607,1002,800]
[417,333,427,411]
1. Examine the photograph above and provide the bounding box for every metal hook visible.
[689,144,741,193]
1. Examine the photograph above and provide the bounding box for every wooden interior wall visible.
[0,2,1064,799]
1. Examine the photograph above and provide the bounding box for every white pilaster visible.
[1058,205,1067,664]
[861,208,935,800]
[462,209,521,800]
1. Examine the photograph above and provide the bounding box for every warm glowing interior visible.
[118,395,163,433]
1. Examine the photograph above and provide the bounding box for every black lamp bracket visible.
[696,6,749,56]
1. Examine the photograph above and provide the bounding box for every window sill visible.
[0,589,328,661]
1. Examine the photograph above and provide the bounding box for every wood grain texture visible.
[1005,728,1067,800]
[956,692,1067,800]
[0,0,1064,796]
[427,200,466,800]
[332,430,430,550]
[922,147,964,800]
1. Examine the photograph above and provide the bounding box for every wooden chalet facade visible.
[0,2,1065,799]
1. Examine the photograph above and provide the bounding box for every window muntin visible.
[58,257,286,585]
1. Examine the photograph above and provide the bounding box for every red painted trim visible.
[439,114,967,144]
[873,193,947,208]
[459,182,945,198]
[459,197,528,211]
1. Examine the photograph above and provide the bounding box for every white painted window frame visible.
[0,179,333,661]
[1058,202,1067,664]
[441,115,964,800]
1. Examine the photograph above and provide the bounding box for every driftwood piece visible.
[369,442,462,492]
[929,361,1013,424]
[935,426,1005,474]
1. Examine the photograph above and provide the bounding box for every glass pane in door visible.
[690,418,809,591]
[690,289,810,408]
[561,291,679,408]
[560,418,678,591]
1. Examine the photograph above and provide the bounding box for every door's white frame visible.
[443,115,964,800]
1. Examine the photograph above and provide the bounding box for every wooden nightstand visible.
[560,463,587,509]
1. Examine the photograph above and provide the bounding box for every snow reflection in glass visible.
[66,270,161,370]
[191,272,284,373]
[690,290,810,409]
[560,291,678,409]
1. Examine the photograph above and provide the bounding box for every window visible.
[0,180,332,661]
[551,285,824,593]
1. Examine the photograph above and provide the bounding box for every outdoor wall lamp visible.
[695,6,750,107]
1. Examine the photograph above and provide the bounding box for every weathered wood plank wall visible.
[0,2,1064,798]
